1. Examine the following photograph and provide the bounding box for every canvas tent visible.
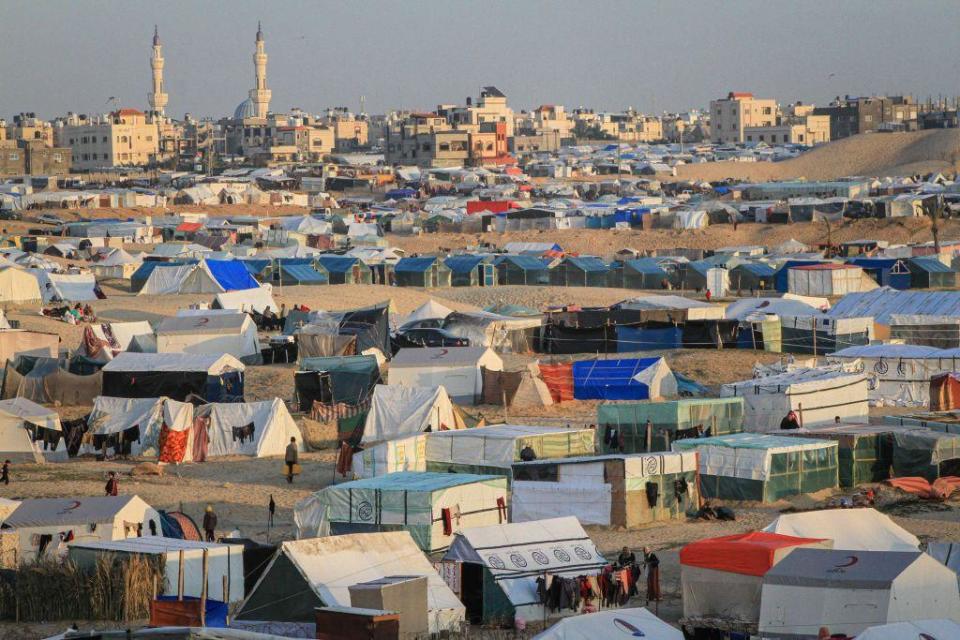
[763,508,920,551]
[91,248,141,280]
[293,471,508,552]
[36,272,98,303]
[443,517,606,625]
[511,451,699,527]
[77,321,155,363]
[481,365,554,409]
[68,537,244,603]
[194,399,304,459]
[680,532,830,626]
[157,312,260,364]
[1,495,161,563]
[0,397,65,462]
[360,384,462,444]
[101,353,244,403]
[533,608,682,640]
[389,346,503,405]
[442,311,541,353]
[213,286,277,314]
[295,355,381,412]
[84,396,194,458]
[138,262,224,296]
[829,344,955,407]
[571,357,677,401]
[720,367,869,431]
[0,267,42,303]
[1,355,102,406]
[597,397,744,453]
[856,619,960,640]
[759,549,960,638]
[673,433,838,502]
[235,533,464,635]
[401,300,453,327]
[351,433,430,479]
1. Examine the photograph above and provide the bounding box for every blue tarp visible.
[394,257,439,273]
[615,326,683,351]
[572,357,665,400]
[444,255,485,273]
[846,257,911,290]
[564,256,609,273]
[155,596,228,627]
[130,259,195,290]
[317,255,361,274]
[279,264,328,284]
[386,188,418,199]
[624,258,669,275]
[205,260,259,291]
[238,258,271,277]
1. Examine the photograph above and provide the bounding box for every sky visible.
[1,0,958,120]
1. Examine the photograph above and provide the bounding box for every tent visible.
[787,263,878,296]
[84,396,194,458]
[443,517,606,625]
[481,366,554,409]
[425,424,596,475]
[0,267,42,303]
[720,367,869,431]
[36,272,98,303]
[495,255,550,286]
[315,255,372,285]
[856,619,960,640]
[0,397,65,462]
[402,300,453,327]
[784,423,906,487]
[571,357,677,401]
[157,312,260,364]
[101,353,244,403]
[597,398,744,453]
[759,549,960,638]
[138,262,224,296]
[234,533,464,635]
[295,355,381,412]
[389,346,503,405]
[393,257,452,288]
[276,263,328,285]
[194,399,304,459]
[1,355,102,406]
[204,259,260,291]
[68,538,244,603]
[533,608,682,640]
[360,384,462,444]
[680,532,830,627]
[512,451,699,527]
[2,495,161,563]
[293,471,508,552]
[926,542,960,587]
[77,321,155,363]
[442,311,541,353]
[829,344,951,407]
[672,433,838,502]
[890,428,960,480]
[91,248,141,280]
[763,508,920,551]
[351,433,430,479]
[0,330,58,366]
[213,286,277,315]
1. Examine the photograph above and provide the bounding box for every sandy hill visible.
[675,129,960,182]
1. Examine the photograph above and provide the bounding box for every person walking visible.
[285,437,299,484]
[643,547,661,603]
[268,494,276,530]
[1,460,9,485]
[104,471,118,496]
[203,505,218,542]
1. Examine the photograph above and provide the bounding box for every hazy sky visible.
[2,0,958,120]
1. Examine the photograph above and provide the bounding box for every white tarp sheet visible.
[214,286,277,314]
[360,384,458,444]
[196,399,304,458]
[511,482,612,525]
[763,508,920,551]
[532,607,682,640]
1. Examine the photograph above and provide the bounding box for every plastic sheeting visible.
[572,357,676,401]
[360,384,459,443]
[195,399,304,458]
[511,482,612,526]
[84,396,193,457]
[762,508,919,551]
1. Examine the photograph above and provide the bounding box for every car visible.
[397,318,444,332]
[392,327,469,352]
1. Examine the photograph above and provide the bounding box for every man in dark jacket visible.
[780,410,801,430]
[203,505,217,542]
[285,437,299,484]
[104,471,118,496]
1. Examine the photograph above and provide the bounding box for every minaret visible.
[148,26,168,116]
[249,21,271,119]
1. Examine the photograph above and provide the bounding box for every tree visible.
[923,194,944,254]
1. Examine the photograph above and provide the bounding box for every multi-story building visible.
[710,92,778,144]
[443,86,514,137]
[7,113,55,147]
[572,109,663,142]
[743,102,830,146]
[57,109,160,171]
[321,108,369,151]
[510,131,563,155]
[386,113,468,167]
[813,95,918,139]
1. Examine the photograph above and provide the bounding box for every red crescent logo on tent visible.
[834,555,858,568]
[919,634,936,640]
[612,619,645,636]
[194,318,209,326]
[432,348,448,359]
[57,500,81,515]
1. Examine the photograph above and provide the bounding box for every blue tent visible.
[572,357,670,400]
[385,187,418,199]
[205,260,260,291]
[846,257,911,290]
[237,258,272,279]
[130,259,196,292]
[278,263,328,285]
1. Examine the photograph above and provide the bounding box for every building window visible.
[864,115,873,123]
[81,136,88,144]
[103,154,109,160]
[8,153,17,161]
[439,143,450,151]
[746,135,752,141]
[69,138,75,145]
[759,135,764,141]
[53,153,62,162]
[82,153,89,161]
[102,136,108,143]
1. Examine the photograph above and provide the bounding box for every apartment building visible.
[710,92,777,144]
[743,103,830,146]
[321,108,369,151]
[443,86,514,137]
[58,109,160,170]
[813,96,919,139]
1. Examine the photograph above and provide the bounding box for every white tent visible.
[787,264,877,296]
[36,271,98,303]
[214,285,277,314]
[442,310,542,352]
[631,357,678,399]
[0,267,42,303]
[763,508,920,552]
[138,262,224,296]
[360,384,460,444]
[157,312,260,364]
[351,434,428,479]
[195,399,304,458]
[759,549,960,638]
[829,344,951,407]
[84,396,194,458]
[68,537,244,603]
[533,608,682,640]
[0,397,65,462]
[3,495,161,563]
[443,517,606,624]
[426,424,596,471]
[389,346,503,404]
[91,249,141,280]
[401,300,453,327]
[235,533,464,635]
[78,321,156,363]
[721,367,869,431]
[674,210,708,229]
[856,619,960,639]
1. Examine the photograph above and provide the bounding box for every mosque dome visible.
[234,98,256,120]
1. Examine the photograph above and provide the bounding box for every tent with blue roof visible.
[444,255,495,287]
[130,260,196,293]
[847,257,912,290]
[495,255,550,285]
[385,187,418,200]
[394,257,452,288]
[205,260,260,291]
[316,255,372,285]
[908,256,960,289]
[619,258,671,289]
[572,357,677,400]
[729,262,777,291]
[549,256,610,287]
[277,263,328,286]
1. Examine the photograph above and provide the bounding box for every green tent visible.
[892,429,960,481]
[782,424,900,488]
[597,397,744,453]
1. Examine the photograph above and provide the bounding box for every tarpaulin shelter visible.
[926,542,960,587]
[202,260,259,291]
[0,266,42,303]
[571,357,677,401]
[442,517,606,625]
[762,508,920,551]
[930,372,960,410]
[290,302,392,356]
[402,300,453,327]
[891,428,960,480]
[2,495,161,563]
[908,256,960,289]
[533,607,682,640]
[548,256,610,287]
[389,347,502,405]
[830,344,956,407]
[1,355,102,406]
[293,471,507,553]
[91,248,141,280]
[84,396,193,458]
[276,263,328,285]
[847,257,912,290]
[352,434,429,479]
[721,367,869,431]
[597,397,744,453]
[194,399,304,459]
[617,259,672,290]
[36,272,99,303]
[856,619,960,640]
[481,366,553,408]
[156,312,260,364]
[512,451,699,527]
[495,255,549,285]
[680,532,830,625]
[393,257,452,288]
[425,424,596,476]
[759,549,960,638]
[360,384,465,444]
[777,315,872,355]
[137,262,223,296]
[315,255,372,285]
[212,286,277,314]
[101,353,244,403]
[444,255,495,287]
[787,264,878,296]
[442,311,541,353]
[728,262,776,291]
[672,433,838,502]
[68,537,244,603]
[0,398,59,463]
[783,424,902,487]
[234,533,464,635]
[539,362,574,403]
[296,355,380,412]
[77,321,154,363]
[294,326,356,359]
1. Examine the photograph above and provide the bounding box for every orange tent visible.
[681,531,829,576]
